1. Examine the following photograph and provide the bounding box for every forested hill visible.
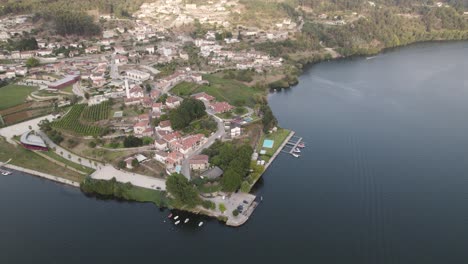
[0,0,466,48]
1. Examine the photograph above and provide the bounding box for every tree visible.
[221,168,242,192]
[145,83,152,93]
[123,136,143,148]
[84,92,90,100]
[131,159,139,168]
[166,173,200,208]
[232,209,239,216]
[25,57,40,68]
[169,98,206,130]
[219,203,227,213]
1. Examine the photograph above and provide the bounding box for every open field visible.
[0,84,38,110]
[171,74,264,107]
[0,137,85,183]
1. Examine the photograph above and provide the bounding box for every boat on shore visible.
[0,169,12,176]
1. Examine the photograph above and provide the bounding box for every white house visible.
[154,150,168,163]
[126,69,151,82]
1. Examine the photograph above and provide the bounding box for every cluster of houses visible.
[196,31,283,72]
[135,0,238,28]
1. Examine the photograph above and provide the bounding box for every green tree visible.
[221,168,242,192]
[131,159,139,168]
[219,203,227,213]
[166,173,200,208]
[25,57,40,68]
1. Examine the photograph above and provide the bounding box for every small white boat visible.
[174,215,179,220]
[260,196,263,201]
[294,148,301,153]
[175,220,180,225]
[292,153,300,158]
[198,222,204,227]
[184,218,189,224]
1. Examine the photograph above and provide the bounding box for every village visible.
[0,3,303,226]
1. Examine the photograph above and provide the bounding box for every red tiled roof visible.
[159,120,171,128]
[189,154,209,164]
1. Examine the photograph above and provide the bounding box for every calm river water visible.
[1,42,467,264]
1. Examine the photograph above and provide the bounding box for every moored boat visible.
[184,218,189,224]
[298,142,305,148]
[175,220,180,225]
[174,215,179,220]
[198,222,203,227]
[168,213,173,219]
[292,153,300,158]
[294,148,301,153]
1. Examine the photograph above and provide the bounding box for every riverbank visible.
[4,164,80,187]
[270,39,468,90]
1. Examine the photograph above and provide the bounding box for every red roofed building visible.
[133,121,152,137]
[129,85,144,98]
[191,92,214,102]
[150,89,161,99]
[157,120,172,132]
[170,134,206,155]
[166,96,182,109]
[162,131,181,143]
[152,102,164,112]
[210,101,234,114]
[166,151,184,169]
[189,154,209,170]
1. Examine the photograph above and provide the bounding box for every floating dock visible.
[281,135,304,156]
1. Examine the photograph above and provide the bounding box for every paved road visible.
[180,103,225,179]
[91,165,166,191]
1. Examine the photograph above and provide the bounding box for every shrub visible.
[232,209,239,216]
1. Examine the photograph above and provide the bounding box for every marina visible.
[281,135,305,157]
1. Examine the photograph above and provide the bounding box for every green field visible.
[0,84,38,110]
[257,128,291,162]
[41,150,95,175]
[0,138,85,183]
[171,75,264,107]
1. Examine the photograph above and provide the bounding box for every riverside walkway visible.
[90,165,166,191]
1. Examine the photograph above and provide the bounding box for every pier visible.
[281,135,304,156]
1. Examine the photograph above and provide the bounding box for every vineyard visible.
[82,101,111,122]
[51,104,103,136]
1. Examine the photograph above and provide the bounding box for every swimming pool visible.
[263,139,274,148]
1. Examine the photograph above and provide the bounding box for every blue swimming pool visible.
[263,139,274,148]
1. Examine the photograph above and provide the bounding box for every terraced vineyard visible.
[82,101,110,122]
[51,104,103,136]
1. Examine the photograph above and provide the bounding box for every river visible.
[1,42,468,264]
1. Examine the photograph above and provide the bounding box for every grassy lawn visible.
[216,112,234,120]
[0,84,38,110]
[257,128,291,162]
[61,85,74,94]
[171,82,198,97]
[172,75,265,107]
[41,150,95,175]
[196,75,263,107]
[0,138,85,183]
